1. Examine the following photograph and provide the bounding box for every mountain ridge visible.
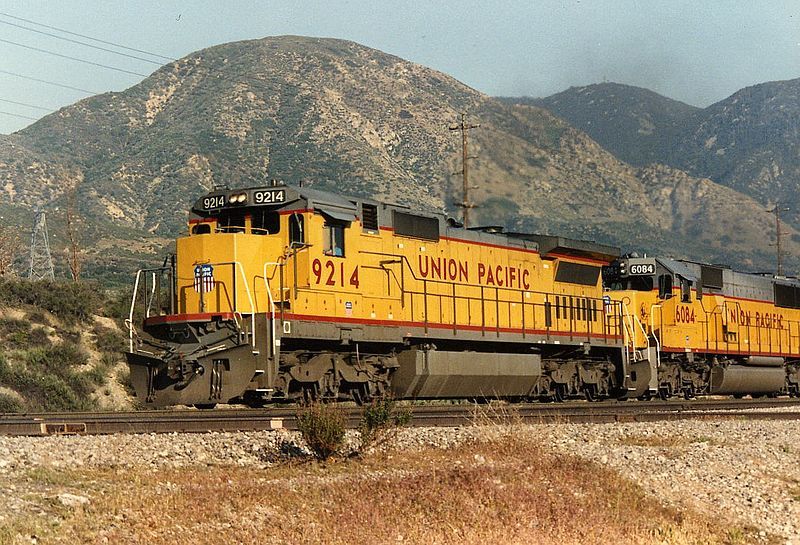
[525,79,800,231]
[0,36,796,283]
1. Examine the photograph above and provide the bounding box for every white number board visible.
[253,189,286,204]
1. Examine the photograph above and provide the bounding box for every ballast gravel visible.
[0,419,798,542]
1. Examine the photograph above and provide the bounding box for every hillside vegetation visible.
[0,278,132,412]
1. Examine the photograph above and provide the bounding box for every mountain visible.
[525,80,800,234]
[0,36,797,283]
[508,83,700,168]
[672,80,800,207]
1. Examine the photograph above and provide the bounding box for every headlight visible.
[229,193,247,204]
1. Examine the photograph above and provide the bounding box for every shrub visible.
[7,372,90,411]
[297,403,347,460]
[27,327,51,347]
[0,354,12,383]
[0,278,103,323]
[23,344,89,378]
[93,325,126,354]
[358,396,412,452]
[0,393,22,413]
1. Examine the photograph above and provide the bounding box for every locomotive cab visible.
[126,182,314,406]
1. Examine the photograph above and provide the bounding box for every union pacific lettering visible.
[728,307,784,330]
[418,255,531,289]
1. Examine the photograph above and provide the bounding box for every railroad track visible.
[2,398,800,436]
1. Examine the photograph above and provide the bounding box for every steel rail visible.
[1,398,800,436]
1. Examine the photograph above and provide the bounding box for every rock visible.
[57,493,90,508]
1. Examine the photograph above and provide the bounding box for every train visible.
[125,182,800,407]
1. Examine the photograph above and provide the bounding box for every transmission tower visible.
[449,113,480,228]
[28,209,55,280]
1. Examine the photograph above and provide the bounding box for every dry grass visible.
[1,432,755,545]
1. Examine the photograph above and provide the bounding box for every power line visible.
[0,97,53,111]
[0,11,174,62]
[0,109,37,121]
[0,37,149,77]
[0,69,97,94]
[0,18,164,65]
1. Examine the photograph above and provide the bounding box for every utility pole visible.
[449,113,479,228]
[28,209,55,280]
[768,202,790,276]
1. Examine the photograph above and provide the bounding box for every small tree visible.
[297,402,346,460]
[358,397,412,453]
[65,189,83,282]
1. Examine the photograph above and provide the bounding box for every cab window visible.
[191,223,211,235]
[251,210,280,235]
[628,276,653,291]
[680,278,691,302]
[290,214,305,247]
[658,274,673,299]
[217,211,246,233]
[323,222,345,257]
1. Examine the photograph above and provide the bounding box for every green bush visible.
[23,344,89,378]
[0,343,99,411]
[0,278,103,323]
[358,397,412,452]
[0,393,22,413]
[0,355,10,382]
[28,327,51,347]
[6,372,90,411]
[93,324,126,354]
[297,403,347,460]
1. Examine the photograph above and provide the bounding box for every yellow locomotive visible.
[126,182,630,406]
[125,182,800,406]
[605,256,800,399]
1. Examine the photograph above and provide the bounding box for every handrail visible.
[649,303,662,370]
[263,262,283,359]
[128,267,171,353]
[221,261,257,348]
[634,314,648,347]
[145,271,157,317]
[128,270,143,353]
[619,301,638,363]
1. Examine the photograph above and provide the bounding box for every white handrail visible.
[649,303,662,369]
[145,272,157,317]
[619,302,634,363]
[127,262,257,350]
[195,260,258,347]
[229,260,257,348]
[263,262,283,359]
[128,269,144,353]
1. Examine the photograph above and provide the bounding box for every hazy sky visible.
[0,0,798,134]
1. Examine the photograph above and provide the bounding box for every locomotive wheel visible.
[583,384,598,402]
[194,403,217,410]
[658,386,672,400]
[553,383,567,403]
[300,384,319,405]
